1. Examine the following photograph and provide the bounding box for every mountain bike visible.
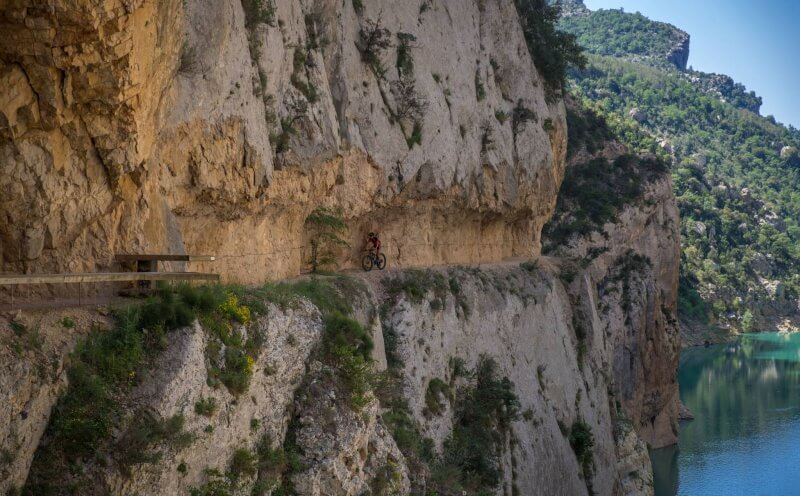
[362,250,387,271]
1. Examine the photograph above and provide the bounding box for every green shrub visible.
[323,312,373,359]
[229,448,258,479]
[358,19,391,78]
[219,348,254,396]
[396,32,416,78]
[305,207,349,273]
[568,418,595,478]
[475,70,486,101]
[384,269,448,306]
[115,413,194,470]
[424,378,451,416]
[60,316,75,329]
[513,0,586,97]
[195,397,218,417]
[543,153,668,250]
[432,356,520,493]
[406,121,423,148]
[290,48,318,103]
[241,0,276,28]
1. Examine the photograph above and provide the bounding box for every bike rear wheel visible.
[361,254,374,272]
[376,253,387,270]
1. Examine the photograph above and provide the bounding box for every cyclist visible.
[366,232,381,256]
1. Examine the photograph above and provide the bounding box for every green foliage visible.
[543,151,669,251]
[291,48,318,103]
[568,419,595,479]
[304,206,349,273]
[512,101,538,135]
[558,8,683,63]
[241,0,276,29]
[195,397,218,417]
[323,312,373,359]
[255,276,360,320]
[396,32,416,78]
[678,277,710,324]
[514,0,586,97]
[323,312,375,410]
[424,378,451,416]
[384,269,449,308]
[406,121,423,148]
[352,0,363,15]
[115,413,194,470]
[60,316,75,329]
[742,310,756,333]
[474,69,486,101]
[23,284,262,493]
[565,103,614,158]
[7,320,43,355]
[358,19,391,78]
[433,356,521,493]
[229,448,258,479]
[569,49,800,323]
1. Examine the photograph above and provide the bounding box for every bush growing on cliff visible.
[304,206,349,273]
[513,0,586,98]
[568,418,595,481]
[241,0,276,28]
[432,356,521,493]
[357,19,392,78]
[323,312,376,410]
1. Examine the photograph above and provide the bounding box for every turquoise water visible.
[652,332,800,496]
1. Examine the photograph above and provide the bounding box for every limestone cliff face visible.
[665,32,690,71]
[4,263,668,496]
[0,0,566,283]
[543,106,681,451]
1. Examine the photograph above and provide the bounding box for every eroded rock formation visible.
[0,0,565,283]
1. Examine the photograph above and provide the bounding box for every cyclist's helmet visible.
[368,232,375,238]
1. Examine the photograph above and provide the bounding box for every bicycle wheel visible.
[361,254,374,272]
[376,253,387,270]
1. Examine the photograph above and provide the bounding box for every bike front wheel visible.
[375,253,387,270]
[361,254,374,272]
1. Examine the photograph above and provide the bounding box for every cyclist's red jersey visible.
[368,236,381,254]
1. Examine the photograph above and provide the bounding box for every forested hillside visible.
[558,7,800,331]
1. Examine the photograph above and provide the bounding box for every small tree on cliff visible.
[305,207,349,273]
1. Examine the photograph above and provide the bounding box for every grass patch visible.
[384,269,448,307]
